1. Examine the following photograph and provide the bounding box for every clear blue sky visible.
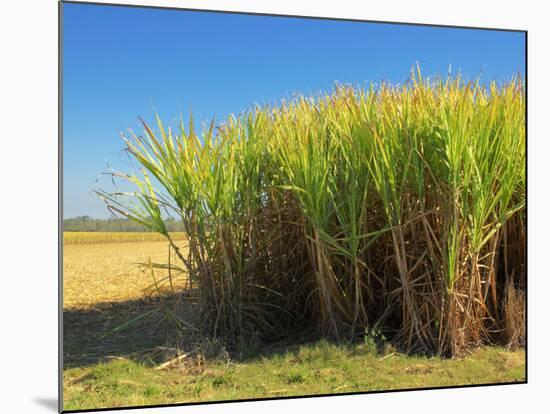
[62,2,525,219]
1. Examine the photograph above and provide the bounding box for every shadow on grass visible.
[63,291,333,371]
[63,293,198,369]
[63,291,382,370]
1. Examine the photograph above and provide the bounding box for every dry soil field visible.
[63,233,190,370]
[63,234,188,309]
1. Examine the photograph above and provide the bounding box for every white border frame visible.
[2,1,547,413]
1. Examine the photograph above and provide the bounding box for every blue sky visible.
[62,2,525,219]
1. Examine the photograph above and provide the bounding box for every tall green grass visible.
[97,69,525,356]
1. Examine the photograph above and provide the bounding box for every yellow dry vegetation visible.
[64,231,186,245]
[63,233,188,309]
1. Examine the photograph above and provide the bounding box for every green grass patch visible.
[63,342,525,411]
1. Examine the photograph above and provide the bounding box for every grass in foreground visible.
[63,342,525,411]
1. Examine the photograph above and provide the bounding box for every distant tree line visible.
[63,216,183,232]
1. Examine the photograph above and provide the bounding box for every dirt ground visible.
[63,237,192,368]
[63,240,188,309]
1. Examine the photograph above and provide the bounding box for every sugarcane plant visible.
[97,67,525,357]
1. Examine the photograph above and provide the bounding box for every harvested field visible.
[63,231,186,245]
[63,233,191,369]
[63,235,188,309]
